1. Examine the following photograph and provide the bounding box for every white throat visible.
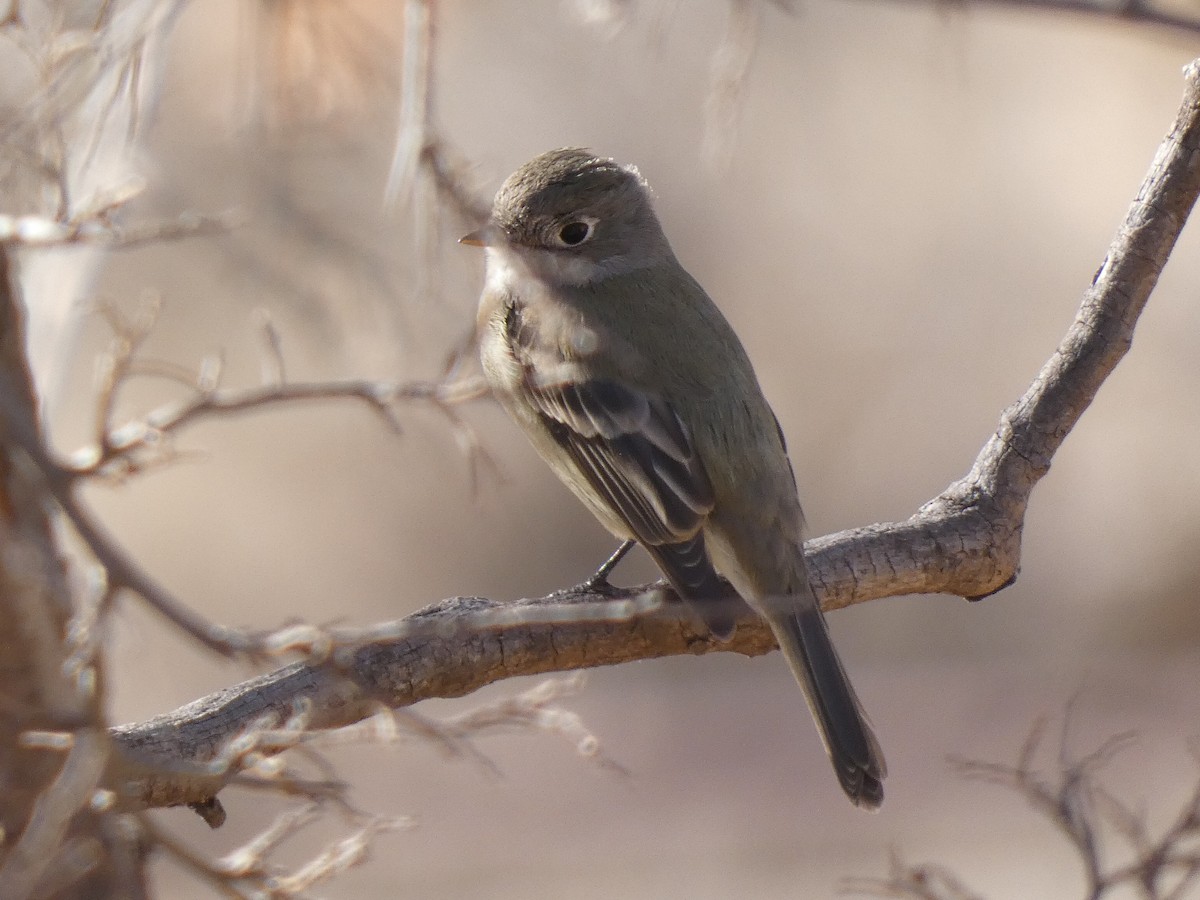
[486,243,641,290]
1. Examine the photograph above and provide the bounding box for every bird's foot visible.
[581,539,635,593]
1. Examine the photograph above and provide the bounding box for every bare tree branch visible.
[896,0,1200,37]
[0,244,115,895]
[105,56,1200,817]
[0,296,492,661]
[0,730,111,898]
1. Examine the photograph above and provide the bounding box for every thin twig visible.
[0,211,234,248]
[70,372,489,476]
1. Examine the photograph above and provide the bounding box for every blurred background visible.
[10,0,1200,895]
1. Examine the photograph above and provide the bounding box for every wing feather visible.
[531,378,713,544]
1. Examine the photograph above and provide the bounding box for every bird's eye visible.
[557,220,594,247]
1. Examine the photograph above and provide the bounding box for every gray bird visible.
[465,148,886,809]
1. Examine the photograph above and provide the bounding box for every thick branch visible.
[0,247,113,893]
[870,0,1200,37]
[110,62,1200,814]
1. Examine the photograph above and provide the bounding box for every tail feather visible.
[768,589,886,810]
[648,532,885,808]
[644,533,739,640]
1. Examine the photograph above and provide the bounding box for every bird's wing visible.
[530,377,714,546]
[532,377,737,633]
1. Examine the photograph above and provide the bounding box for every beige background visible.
[41,1,1200,896]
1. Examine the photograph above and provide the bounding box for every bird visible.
[463,148,885,809]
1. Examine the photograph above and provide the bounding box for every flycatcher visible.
[465,148,885,809]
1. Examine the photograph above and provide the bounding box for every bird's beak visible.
[459,226,489,247]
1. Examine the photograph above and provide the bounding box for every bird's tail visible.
[764,587,886,810]
[644,533,741,640]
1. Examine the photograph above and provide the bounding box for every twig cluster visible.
[145,805,411,899]
[53,299,489,660]
[133,676,614,897]
[843,719,1200,900]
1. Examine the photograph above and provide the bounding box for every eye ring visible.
[554,218,597,247]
